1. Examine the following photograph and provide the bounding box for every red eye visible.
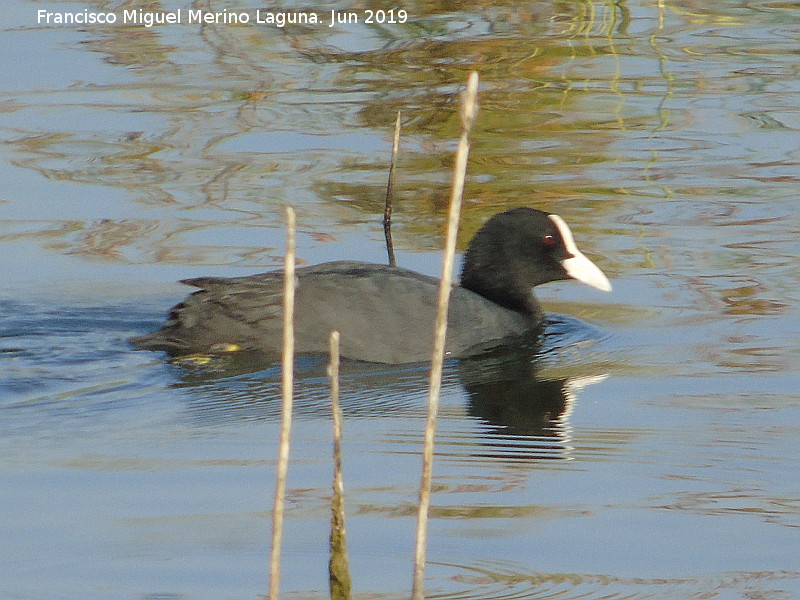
[542,234,556,246]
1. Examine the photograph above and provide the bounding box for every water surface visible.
[1,1,798,599]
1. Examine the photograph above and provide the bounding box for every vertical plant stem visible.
[328,331,352,600]
[384,110,402,267]
[268,205,296,600]
[411,71,480,600]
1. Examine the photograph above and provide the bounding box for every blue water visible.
[1,1,799,599]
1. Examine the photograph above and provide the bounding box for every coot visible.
[131,207,611,363]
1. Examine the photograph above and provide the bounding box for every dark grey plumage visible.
[131,208,610,363]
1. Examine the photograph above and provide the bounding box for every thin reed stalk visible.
[268,206,297,600]
[411,72,480,600]
[328,331,352,600]
[384,110,402,267]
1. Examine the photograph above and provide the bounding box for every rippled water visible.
[1,0,799,599]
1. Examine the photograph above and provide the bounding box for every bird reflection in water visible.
[171,318,607,462]
[458,341,607,461]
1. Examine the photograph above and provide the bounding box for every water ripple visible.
[427,561,800,600]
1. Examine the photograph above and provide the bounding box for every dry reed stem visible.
[384,110,402,267]
[328,331,352,600]
[268,205,296,600]
[411,71,480,600]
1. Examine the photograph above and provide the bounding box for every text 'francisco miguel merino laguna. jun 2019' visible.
[36,8,410,28]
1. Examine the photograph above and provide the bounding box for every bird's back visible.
[131,260,537,363]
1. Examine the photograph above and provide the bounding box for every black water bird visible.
[131,207,611,363]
